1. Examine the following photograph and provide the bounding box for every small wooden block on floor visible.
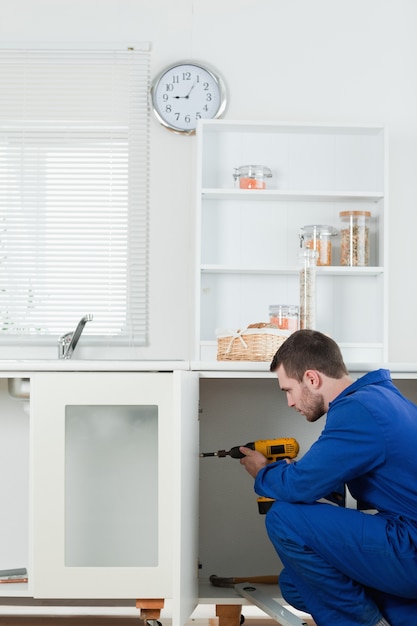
[215,604,242,626]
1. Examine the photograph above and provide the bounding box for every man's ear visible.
[304,369,321,389]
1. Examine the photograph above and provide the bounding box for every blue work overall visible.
[254,371,417,625]
[266,501,417,625]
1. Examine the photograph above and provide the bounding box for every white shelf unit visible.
[195,120,387,364]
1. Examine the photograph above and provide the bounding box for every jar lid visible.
[300,224,338,236]
[269,304,299,312]
[339,210,371,217]
[234,164,272,178]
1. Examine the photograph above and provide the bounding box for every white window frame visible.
[0,45,151,349]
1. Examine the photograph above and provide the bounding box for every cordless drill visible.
[200,437,299,514]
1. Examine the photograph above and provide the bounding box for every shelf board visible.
[202,189,384,202]
[195,341,387,376]
[199,119,385,134]
[200,265,384,276]
[199,340,384,349]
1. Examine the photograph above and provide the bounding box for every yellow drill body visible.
[200,437,300,514]
[247,438,299,462]
[200,437,299,460]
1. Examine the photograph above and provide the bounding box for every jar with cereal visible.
[339,210,371,266]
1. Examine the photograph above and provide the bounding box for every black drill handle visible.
[227,442,255,458]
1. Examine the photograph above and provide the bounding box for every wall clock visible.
[150,61,227,135]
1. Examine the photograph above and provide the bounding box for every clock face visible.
[150,62,226,135]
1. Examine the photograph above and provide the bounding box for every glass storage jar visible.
[299,249,317,330]
[339,210,371,266]
[269,305,299,332]
[233,165,272,189]
[299,224,338,266]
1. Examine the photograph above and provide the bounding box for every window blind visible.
[0,47,150,345]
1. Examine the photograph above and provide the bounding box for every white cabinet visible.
[29,370,199,626]
[197,375,325,579]
[1,366,417,625]
[195,120,387,364]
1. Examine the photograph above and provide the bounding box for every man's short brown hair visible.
[270,329,348,381]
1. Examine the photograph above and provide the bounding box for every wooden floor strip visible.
[0,619,142,626]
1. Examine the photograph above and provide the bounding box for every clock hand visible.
[173,82,196,99]
[184,82,196,98]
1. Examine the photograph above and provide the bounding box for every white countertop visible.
[0,359,417,376]
[0,360,189,372]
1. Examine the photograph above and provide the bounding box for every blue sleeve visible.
[254,398,386,503]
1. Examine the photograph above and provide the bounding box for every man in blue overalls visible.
[239,329,417,626]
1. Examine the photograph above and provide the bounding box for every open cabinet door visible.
[31,371,178,599]
[172,371,200,626]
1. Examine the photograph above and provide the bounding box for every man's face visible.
[277,365,326,423]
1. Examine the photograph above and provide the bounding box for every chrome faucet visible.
[58,314,93,359]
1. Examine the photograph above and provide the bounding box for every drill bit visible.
[200,450,229,458]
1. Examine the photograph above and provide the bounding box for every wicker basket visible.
[216,327,290,362]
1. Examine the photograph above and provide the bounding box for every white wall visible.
[1,0,416,362]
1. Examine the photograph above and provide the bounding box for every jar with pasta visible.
[339,210,371,266]
[299,224,338,266]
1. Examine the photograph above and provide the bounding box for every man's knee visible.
[265,500,300,542]
[279,568,308,613]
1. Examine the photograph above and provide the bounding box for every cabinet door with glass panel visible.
[31,370,199,623]
[195,120,387,364]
